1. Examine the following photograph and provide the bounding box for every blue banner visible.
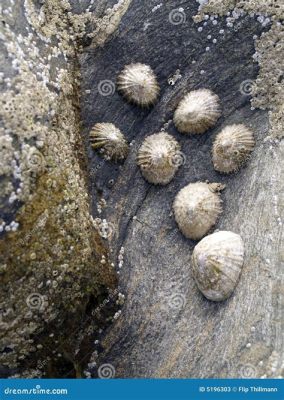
[1,379,283,400]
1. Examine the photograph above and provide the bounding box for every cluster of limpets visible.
[89,62,256,302]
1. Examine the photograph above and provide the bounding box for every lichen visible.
[194,0,284,138]
[24,0,132,53]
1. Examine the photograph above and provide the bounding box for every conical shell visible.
[117,63,160,107]
[137,132,182,185]
[89,123,129,162]
[191,231,245,301]
[212,124,255,173]
[173,182,223,240]
[174,89,221,134]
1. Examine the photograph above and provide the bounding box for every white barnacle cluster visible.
[194,3,275,79]
[0,0,138,371]
[118,247,125,270]
[0,5,60,234]
[168,69,182,86]
[116,292,125,305]
[100,255,107,265]
[113,309,122,320]
[260,351,284,378]
[194,1,283,140]
[0,219,19,233]
[97,198,107,214]
[88,0,132,48]
[152,3,163,13]
[91,217,113,240]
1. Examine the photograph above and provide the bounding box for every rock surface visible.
[0,0,130,378]
[0,0,283,378]
[80,0,283,378]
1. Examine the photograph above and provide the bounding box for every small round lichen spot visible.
[191,231,245,301]
[173,89,221,134]
[137,132,182,185]
[89,123,129,162]
[212,124,255,173]
[173,181,224,240]
[117,63,160,107]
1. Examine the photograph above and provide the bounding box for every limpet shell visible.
[117,63,160,107]
[212,124,255,173]
[174,89,221,134]
[173,182,224,240]
[89,123,129,162]
[191,231,245,301]
[137,132,182,185]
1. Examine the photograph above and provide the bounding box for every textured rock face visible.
[1,0,283,379]
[0,0,131,378]
[80,0,283,378]
[194,0,284,139]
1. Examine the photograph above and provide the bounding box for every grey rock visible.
[80,0,283,378]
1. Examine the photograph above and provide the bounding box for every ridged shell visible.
[191,231,245,301]
[173,182,224,240]
[137,132,182,185]
[117,63,160,107]
[89,123,129,162]
[174,89,221,134]
[212,124,255,173]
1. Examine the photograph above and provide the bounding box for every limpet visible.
[173,181,224,240]
[212,124,255,173]
[117,63,160,107]
[90,123,129,162]
[174,89,221,134]
[191,231,245,301]
[137,132,182,185]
